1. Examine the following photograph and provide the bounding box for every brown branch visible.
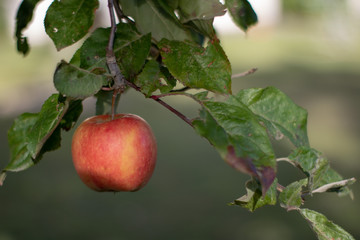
[231,68,258,79]
[276,183,285,193]
[106,0,126,92]
[125,80,193,127]
[152,97,193,127]
[170,86,190,93]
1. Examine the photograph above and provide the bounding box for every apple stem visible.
[111,88,120,120]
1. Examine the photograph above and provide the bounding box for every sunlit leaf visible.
[192,95,276,194]
[159,38,231,94]
[2,95,83,184]
[237,87,309,147]
[26,94,67,159]
[299,208,355,240]
[44,0,99,50]
[5,113,39,172]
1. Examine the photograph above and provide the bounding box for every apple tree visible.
[0,0,356,239]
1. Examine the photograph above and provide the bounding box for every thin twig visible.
[151,92,185,100]
[276,183,285,192]
[153,98,193,127]
[231,68,258,79]
[170,86,190,93]
[125,80,193,127]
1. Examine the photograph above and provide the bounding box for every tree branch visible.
[232,68,258,79]
[106,0,126,91]
[106,0,191,127]
[125,80,193,127]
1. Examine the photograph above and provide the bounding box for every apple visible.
[71,114,157,192]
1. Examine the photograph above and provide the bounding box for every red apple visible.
[71,114,157,192]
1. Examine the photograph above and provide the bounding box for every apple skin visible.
[71,114,157,192]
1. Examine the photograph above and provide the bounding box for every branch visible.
[152,97,193,127]
[170,86,190,93]
[232,68,258,79]
[125,80,193,127]
[106,0,126,91]
[106,0,191,127]
[276,183,285,192]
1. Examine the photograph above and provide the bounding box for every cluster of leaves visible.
[2,0,356,239]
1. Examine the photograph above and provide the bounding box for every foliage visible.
[1,0,356,239]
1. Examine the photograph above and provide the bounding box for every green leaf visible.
[177,0,226,22]
[14,0,42,55]
[54,61,108,99]
[279,178,308,211]
[5,113,39,172]
[184,19,216,39]
[159,38,231,94]
[77,24,151,80]
[158,0,179,10]
[60,99,83,131]
[26,94,67,159]
[94,90,120,116]
[2,95,83,185]
[134,60,175,96]
[116,33,152,80]
[237,87,309,147]
[192,95,276,194]
[119,0,192,41]
[229,178,277,212]
[225,0,258,32]
[288,147,353,197]
[70,48,82,67]
[299,208,355,240]
[44,0,99,50]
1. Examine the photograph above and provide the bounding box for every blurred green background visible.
[1,1,359,239]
